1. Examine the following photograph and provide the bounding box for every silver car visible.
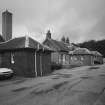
[0,68,13,79]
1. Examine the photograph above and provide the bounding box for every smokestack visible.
[2,10,12,41]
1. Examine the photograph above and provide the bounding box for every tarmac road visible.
[0,64,105,105]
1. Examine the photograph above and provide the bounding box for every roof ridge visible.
[0,37,15,45]
[46,38,69,51]
[0,36,27,45]
[49,39,61,51]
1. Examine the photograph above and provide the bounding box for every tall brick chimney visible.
[2,10,12,41]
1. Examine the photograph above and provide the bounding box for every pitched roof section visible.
[43,39,73,52]
[0,36,52,51]
[69,48,91,55]
[66,43,79,51]
[91,51,103,56]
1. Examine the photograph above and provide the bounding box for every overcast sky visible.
[0,0,105,43]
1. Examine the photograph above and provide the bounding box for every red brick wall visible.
[69,54,93,66]
[51,52,69,65]
[41,52,51,76]
[1,51,11,68]
[0,49,52,77]
[35,52,51,76]
[51,52,59,63]
[11,50,35,77]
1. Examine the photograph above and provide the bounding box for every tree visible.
[61,36,66,43]
[78,39,105,57]
[66,37,70,44]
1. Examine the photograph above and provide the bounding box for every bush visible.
[51,62,62,71]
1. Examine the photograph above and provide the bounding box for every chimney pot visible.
[46,30,51,39]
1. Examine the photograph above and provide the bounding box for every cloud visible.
[0,0,105,42]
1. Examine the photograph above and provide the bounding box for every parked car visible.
[0,68,13,80]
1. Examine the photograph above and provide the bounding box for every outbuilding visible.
[43,30,73,65]
[69,48,103,66]
[69,48,94,66]
[91,51,103,64]
[0,36,52,77]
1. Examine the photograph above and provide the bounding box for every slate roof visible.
[43,39,76,52]
[69,48,92,55]
[91,51,103,56]
[66,43,79,51]
[0,36,52,51]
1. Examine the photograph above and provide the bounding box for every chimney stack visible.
[46,30,51,39]
[2,10,12,41]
